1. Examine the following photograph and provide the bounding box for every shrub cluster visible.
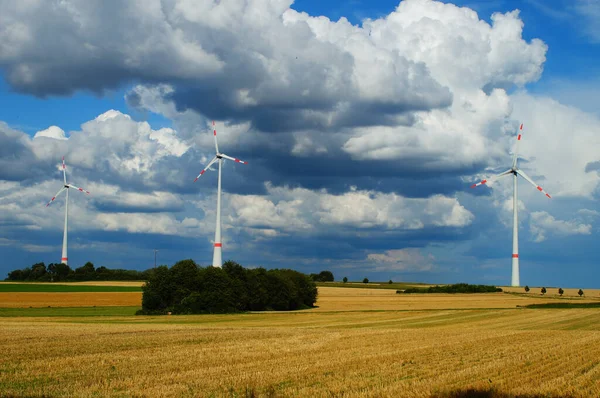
[138,260,318,315]
[310,270,334,282]
[5,262,150,282]
[397,283,502,294]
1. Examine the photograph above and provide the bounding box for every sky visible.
[1,0,599,287]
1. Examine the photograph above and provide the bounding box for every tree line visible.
[139,260,318,315]
[4,262,151,282]
[398,283,503,294]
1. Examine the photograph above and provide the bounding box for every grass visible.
[522,302,600,309]
[0,283,142,292]
[0,306,139,317]
[1,286,599,397]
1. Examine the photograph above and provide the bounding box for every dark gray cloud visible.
[0,0,452,133]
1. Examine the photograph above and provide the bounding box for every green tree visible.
[578,289,584,297]
[318,270,334,282]
[388,279,393,284]
[30,262,47,280]
[54,263,73,281]
[363,278,369,284]
[558,288,564,296]
[541,287,546,295]
[524,285,530,293]
[342,277,348,283]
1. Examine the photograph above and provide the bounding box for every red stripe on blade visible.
[512,254,519,258]
[61,257,68,261]
[200,170,206,175]
[546,193,551,198]
[517,134,521,140]
[481,179,487,184]
[214,243,222,247]
[537,186,543,191]
[520,124,523,130]
[214,130,217,136]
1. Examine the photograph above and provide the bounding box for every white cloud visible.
[510,93,600,198]
[33,126,67,140]
[529,211,592,242]
[228,182,473,233]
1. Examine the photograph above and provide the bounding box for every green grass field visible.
[0,306,139,317]
[0,283,142,293]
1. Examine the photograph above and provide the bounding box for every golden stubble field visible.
[0,286,599,397]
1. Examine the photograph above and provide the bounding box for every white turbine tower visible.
[45,156,90,265]
[471,124,551,287]
[193,121,247,268]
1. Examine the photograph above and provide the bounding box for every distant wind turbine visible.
[45,156,90,265]
[193,121,247,268]
[471,124,551,287]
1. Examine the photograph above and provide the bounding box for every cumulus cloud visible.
[0,0,454,133]
[228,182,473,233]
[510,93,600,198]
[33,126,67,140]
[529,211,592,242]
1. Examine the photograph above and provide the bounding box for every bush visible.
[362,278,369,284]
[558,288,564,296]
[524,285,530,293]
[342,277,348,283]
[310,270,334,282]
[138,261,318,315]
[388,279,393,284]
[541,287,546,295]
[578,289,584,297]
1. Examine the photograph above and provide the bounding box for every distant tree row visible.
[525,285,585,296]
[139,260,318,315]
[398,283,502,294]
[5,262,151,282]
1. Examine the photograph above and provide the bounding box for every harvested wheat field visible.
[0,286,599,397]
[312,287,600,311]
[0,281,145,287]
[0,292,142,308]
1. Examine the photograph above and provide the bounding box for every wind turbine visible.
[45,156,90,265]
[193,121,247,268]
[471,124,551,287]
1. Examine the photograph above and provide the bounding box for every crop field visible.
[0,285,599,397]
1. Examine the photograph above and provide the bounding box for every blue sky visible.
[1,0,599,287]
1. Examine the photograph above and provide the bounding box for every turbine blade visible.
[470,169,512,188]
[45,187,67,207]
[67,184,90,194]
[62,156,67,184]
[193,156,219,182]
[213,121,219,154]
[220,153,248,165]
[516,169,551,198]
[512,123,523,169]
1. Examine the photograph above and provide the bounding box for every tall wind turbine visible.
[45,157,90,265]
[471,124,551,287]
[193,121,247,268]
